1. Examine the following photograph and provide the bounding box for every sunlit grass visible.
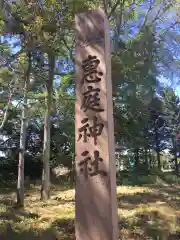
[0,182,179,239]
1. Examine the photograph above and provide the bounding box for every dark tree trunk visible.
[155,126,161,170]
[148,149,152,169]
[41,53,55,201]
[17,52,31,207]
[157,151,161,170]
[174,155,179,175]
[144,148,148,168]
[134,148,139,169]
[172,137,179,175]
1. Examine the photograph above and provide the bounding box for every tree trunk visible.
[0,0,4,10]
[70,154,75,187]
[178,143,180,175]
[144,148,148,168]
[148,149,152,169]
[155,126,161,170]
[157,151,161,170]
[17,52,31,207]
[0,90,12,131]
[174,155,179,175]
[41,54,55,201]
[134,148,139,169]
[172,137,179,175]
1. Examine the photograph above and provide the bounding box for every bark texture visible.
[41,54,55,200]
[17,52,31,207]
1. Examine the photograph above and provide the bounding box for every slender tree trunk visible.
[17,52,31,207]
[70,154,75,187]
[0,0,4,10]
[157,151,161,170]
[174,155,179,175]
[148,149,152,169]
[134,148,139,169]
[0,90,12,131]
[178,143,180,175]
[144,148,148,168]
[41,54,55,200]
[155,126,161,170]
[172,137,179,175]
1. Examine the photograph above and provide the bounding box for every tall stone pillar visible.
[75,8,118,240]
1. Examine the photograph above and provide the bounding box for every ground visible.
[0,175,179,239]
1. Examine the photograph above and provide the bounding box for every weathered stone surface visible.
[75,8,118,240]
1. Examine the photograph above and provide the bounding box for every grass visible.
[0,174,179,239]
[117,170,180,186]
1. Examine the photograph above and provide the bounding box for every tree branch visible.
[139,1,176,33]
[0,49,24,69]
[62,38,74,63]
[0,88,12,131]
[159,21,178,37]
[0,138,10,147]
[0,0,4,9]
[138,0,154,32]
[108,0,120,19]
[103,0,109,16]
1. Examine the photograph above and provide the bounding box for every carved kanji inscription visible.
[78,116,104,145]
[81,86,104,112]
[78,150,107,178]
[81,55,103,84]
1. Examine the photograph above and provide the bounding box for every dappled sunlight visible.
[117,184,180,239]
[117,185,152,195]
[0,183,179,239]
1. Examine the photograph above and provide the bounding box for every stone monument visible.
[75,8,118,240]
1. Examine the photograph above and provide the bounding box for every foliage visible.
[0,0,179,198]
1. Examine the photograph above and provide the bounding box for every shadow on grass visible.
[0,216,178,240]
[117,170,180,186]
[118,185,180,212]
[51,218,75,240]
[117,181,180,239]
[0,187,15,196]
[119,210,180,240]
[0,218,75,240]
[0,196,39,224]
[0,225,58,240]
[138,212,180,240]
[0,176,179,239]
[0,193,75,239]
